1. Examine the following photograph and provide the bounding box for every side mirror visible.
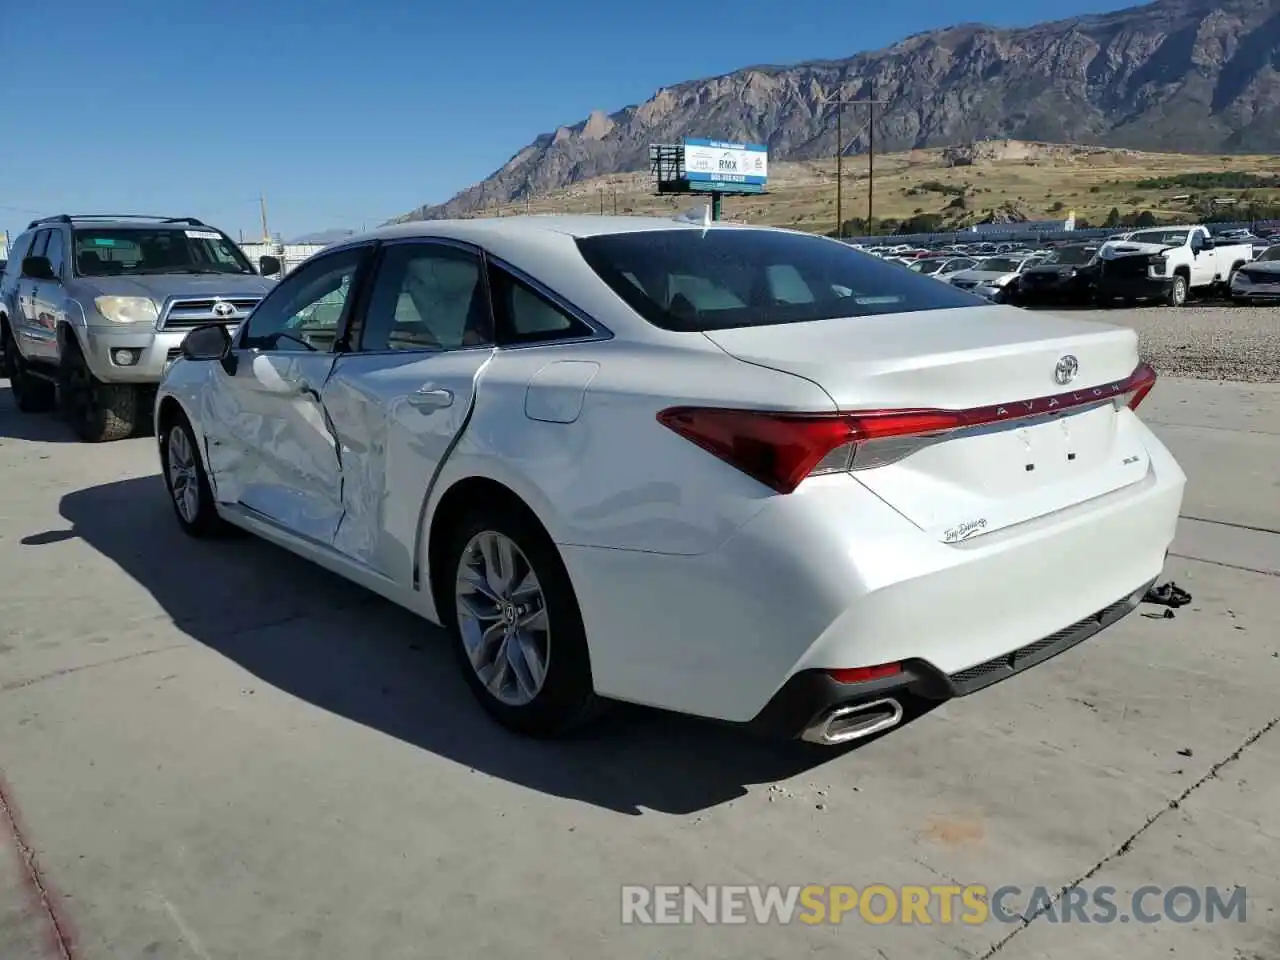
[259,255,282,277]
[22,255,55,281]
[1200,237,1216,251]
[181,323,232,362]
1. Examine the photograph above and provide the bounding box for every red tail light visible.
[658,361,1158,494]
[828,662,903,685]
[1120,361,1157,410]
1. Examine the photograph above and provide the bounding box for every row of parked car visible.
[860,227,1280,308]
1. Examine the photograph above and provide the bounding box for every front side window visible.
[575,228,981,333]
[359,243,490,352]
[240,246,367,352]
[6,232,34,276]
[72,228,253,276]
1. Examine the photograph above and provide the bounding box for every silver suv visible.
[0,214,280,441]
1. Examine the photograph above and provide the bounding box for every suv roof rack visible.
[24,214,207,229]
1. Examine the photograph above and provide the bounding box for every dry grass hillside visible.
[462,141,1280,234]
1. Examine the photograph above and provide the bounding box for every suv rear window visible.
[574,228,982,332]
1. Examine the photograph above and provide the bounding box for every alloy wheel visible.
[167,425,200,523]
[454,530,550,707]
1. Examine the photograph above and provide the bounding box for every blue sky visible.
[1,0,1142,243]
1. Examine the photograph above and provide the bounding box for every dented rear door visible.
[320,349,492,584]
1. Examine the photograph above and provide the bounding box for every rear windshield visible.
[1126,230,1188,247]
[1258,245,1280,262]
[1044,246,1099,265]
[974,257,1024,273]
[574,229,982,332]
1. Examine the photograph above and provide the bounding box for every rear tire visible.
[2,321,56,413]
[59,339,138,442]
[440,503,599,738]
[159,412,228,538]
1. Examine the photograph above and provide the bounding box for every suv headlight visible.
[94,296,159,324]
[1232,271,1250,285]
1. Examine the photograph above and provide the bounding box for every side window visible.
[766,263,815,304]
[27,230,50,264]
[359,243,489,352]
[489,265,596,345]
[6,233,33,277]
[240,246,366,353]
[44,230,65,278]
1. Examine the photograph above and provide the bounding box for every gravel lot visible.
[1044,302,1280,382]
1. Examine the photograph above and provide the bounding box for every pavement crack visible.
[1178,515,1280,537]
[0,644,189,695]
[978,712,1280,958]
[0,773,77,960]
[1168,552,1279,578]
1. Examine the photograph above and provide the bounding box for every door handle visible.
[406,386,453,410]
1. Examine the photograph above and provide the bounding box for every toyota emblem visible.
[1054,354,1079,386]
[211,301,236,319]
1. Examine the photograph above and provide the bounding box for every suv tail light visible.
[658,361,1158,494]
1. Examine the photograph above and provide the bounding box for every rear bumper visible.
[1013,280,1094,304]
[746,576,1153,739]
[1097,274,1171,300]
[561,423,1185,726]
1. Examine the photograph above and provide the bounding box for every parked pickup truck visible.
[1094,225,1254,307]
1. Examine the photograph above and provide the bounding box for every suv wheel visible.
[441,505,599,738]
[2,321,56,413]
[59,340,138,442]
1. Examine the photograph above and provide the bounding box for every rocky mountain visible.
[396,0,1280,222]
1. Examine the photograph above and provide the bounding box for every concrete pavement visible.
[0,377,1276,959]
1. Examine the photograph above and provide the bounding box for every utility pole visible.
[830,96,889,238]
[599,188,605,215]
[258,193,270,244]
[613,186,618,215]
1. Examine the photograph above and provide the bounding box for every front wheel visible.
[442,505,598,738]
[160,414,229,537]
[59,340,138,442]
[1166,275,1188,308]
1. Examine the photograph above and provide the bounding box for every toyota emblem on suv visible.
[1054,354,1079,385]
[212,301,236,319]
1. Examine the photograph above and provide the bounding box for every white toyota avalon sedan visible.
[155,216,1185,745]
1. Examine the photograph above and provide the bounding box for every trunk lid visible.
[702,305,1153,542]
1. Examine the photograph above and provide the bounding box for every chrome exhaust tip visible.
[801,698,904,746]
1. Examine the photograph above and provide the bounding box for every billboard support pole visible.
[711,192,722,222]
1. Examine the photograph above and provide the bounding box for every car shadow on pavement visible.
[0,385,77,442]
[0,384,154,442]
[35,475,935,816]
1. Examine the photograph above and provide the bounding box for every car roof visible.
[356,214,766,242]
[318,216,805,344]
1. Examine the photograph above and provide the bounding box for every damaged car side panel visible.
[319,348,494,585]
